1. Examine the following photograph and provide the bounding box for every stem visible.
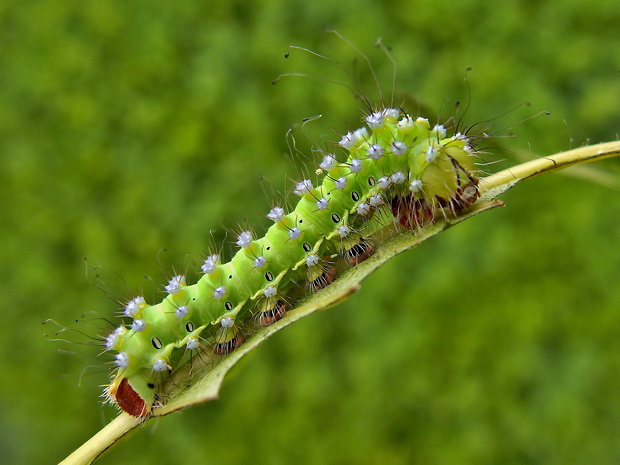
[479,141,620,200]
[58,140,620,465]
[59,414,142,465]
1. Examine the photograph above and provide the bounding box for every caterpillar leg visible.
[448,183,480,215]
[344,238,374,266]
[308,265,338,291]
[259,299,288,326]
[391,196,434,229]
[213,316,245,355]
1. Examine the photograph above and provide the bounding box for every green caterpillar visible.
[104,107,480,416]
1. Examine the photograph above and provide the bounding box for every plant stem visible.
[58,414,141,465]
[479,141,620,200]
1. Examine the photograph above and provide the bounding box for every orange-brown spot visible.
[115,378,149,417]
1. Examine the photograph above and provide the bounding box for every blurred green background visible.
[2,0,620,464]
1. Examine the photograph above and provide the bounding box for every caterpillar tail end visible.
[107,376,150,417]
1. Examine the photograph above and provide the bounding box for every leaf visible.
[59,141,620,465]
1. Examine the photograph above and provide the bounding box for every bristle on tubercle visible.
[102,106,481,416]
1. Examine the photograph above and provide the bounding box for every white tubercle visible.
[349,159,363,173]
[390,172,405,184]
[124,296,145,318]
[384,108,400,119]
[337,225,351,238]
[335,177,348,189]
[152,359,169,373]
[425,145,438,163]
[356,202,370,216]
[391,141,407,156]
[378,176,391,189]
[267,206,286,222]
[433,124,447,139]
[367,144,384,160]
[186,337,200,351]
[409,179,423,193]
[319,154,337,171]
[165,275,186,295]
[263,286,277,298]
[366,109,400,129]
[253,256,266,268]
[289,227,301,240]
[131,319,146,332]
[369,194,384,207]
[353,127,369,142]
[294,179,313,196]
[316,198,329,211]
[220,316,234,328]
[397,115,415,131]
[105,326,126,351]
[175,305,189,319]
[305,254,319,267]
[213,286,226,299]
[365,111,385,129]
[339,128,368,149]
[339,131,355,148]
[115,352,130,369]
[201,254,220,274]
[236,231,253,249]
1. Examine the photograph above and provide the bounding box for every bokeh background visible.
[2,1,620,464]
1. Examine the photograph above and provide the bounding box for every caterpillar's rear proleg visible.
[449,183,480,215]
[110,377,149,417]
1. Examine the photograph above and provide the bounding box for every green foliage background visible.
[1,1,619,464]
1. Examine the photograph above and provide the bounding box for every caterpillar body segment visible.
[105,108,480,415]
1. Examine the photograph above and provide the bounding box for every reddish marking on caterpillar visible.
[392,181,480,230]
[113,378,149,417]
[391,196,435,229]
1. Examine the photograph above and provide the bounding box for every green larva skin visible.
[105,108,479,416]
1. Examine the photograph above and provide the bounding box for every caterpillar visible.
[102,56,482,416]
[104,110,481,416]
